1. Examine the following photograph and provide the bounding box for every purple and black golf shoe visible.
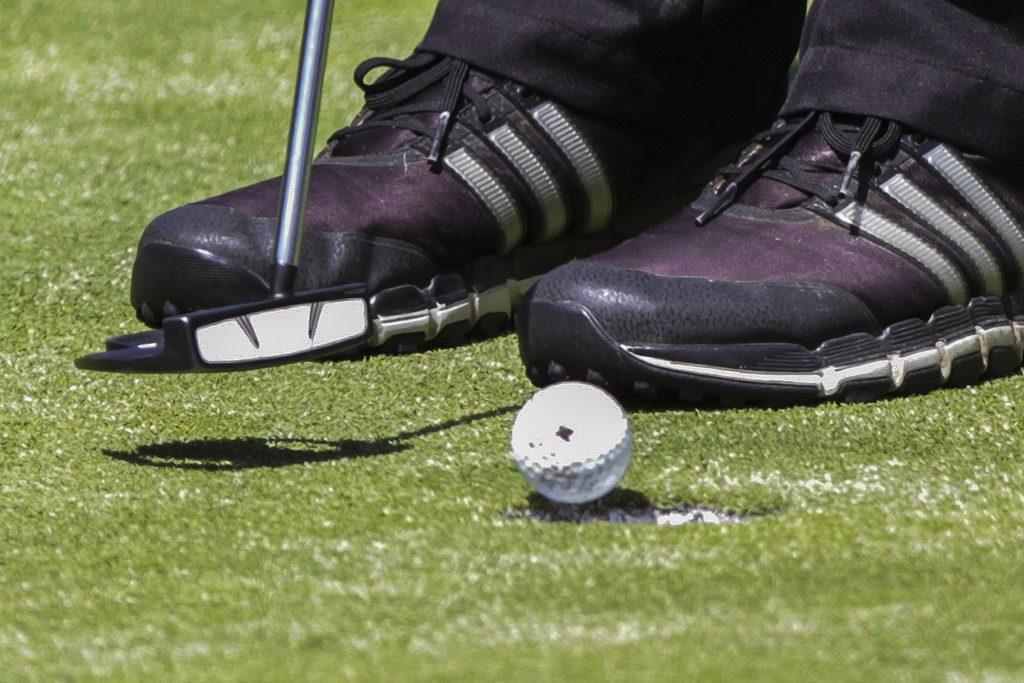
[518,112,1024,405]
[130,52,746,354]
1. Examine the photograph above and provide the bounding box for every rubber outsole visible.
[518,292,1024,407]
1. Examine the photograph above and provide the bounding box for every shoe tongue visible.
[329,121,421,156]
[736,129,844,210]
[328,72,495,157]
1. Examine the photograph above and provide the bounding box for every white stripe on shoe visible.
[488,124,569,241]
[445,148,525,251]
[880,174,1004,295]
[530,102,614,233]
[924,144,1024,278]
[836,201,969,304]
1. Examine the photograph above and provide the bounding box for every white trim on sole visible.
[627,322,1024,398]
[369,276,542,348]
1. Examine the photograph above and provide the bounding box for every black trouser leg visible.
[418,0,805,136]
[783,0,1024,162]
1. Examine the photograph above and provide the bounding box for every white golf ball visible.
[511,382,633,504]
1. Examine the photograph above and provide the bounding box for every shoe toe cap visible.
[131,203,441,325]
[526,260,880,348]
[131,205,275,322]
[138,203,278,272]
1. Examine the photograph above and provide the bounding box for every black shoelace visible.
[696,112,903,226]
[327,53,492,169]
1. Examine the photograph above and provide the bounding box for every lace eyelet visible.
[510,83,533,100]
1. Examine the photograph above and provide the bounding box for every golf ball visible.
[511,382,633,504]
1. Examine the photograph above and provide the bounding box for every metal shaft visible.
[271,0,335,295]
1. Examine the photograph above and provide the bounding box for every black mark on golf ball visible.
[556,426,574,442]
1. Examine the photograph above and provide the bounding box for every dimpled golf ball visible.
[511,382,633,504]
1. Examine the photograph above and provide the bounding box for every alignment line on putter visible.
[74,0,369,374]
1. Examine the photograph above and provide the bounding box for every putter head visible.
[76,284,371,374]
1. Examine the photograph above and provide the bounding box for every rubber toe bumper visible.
[522,261,880,348]
[131,204,439,326]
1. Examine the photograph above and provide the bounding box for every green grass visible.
[3,1,1024,680]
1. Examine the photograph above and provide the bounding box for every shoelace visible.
[696,112,903,226]
[327,53,492,169]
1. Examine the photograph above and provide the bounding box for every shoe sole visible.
[519,293,1024,407]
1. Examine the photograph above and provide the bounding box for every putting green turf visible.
[3,1,1024,680]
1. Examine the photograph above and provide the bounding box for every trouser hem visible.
[418,0,658,123]
[782,44,1024,162]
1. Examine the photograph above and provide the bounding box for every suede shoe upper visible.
[528,113,1024,349]
[131,52,728,325]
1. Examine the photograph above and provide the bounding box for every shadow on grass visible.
[103,405,518,471]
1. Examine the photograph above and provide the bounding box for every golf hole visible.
[504,491,749,526]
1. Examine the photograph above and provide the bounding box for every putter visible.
[76,0,372,374]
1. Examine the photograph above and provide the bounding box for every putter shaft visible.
[272,0,336,295]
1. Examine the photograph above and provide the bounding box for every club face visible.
[76,285,371,374]
[193,298,367,364]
